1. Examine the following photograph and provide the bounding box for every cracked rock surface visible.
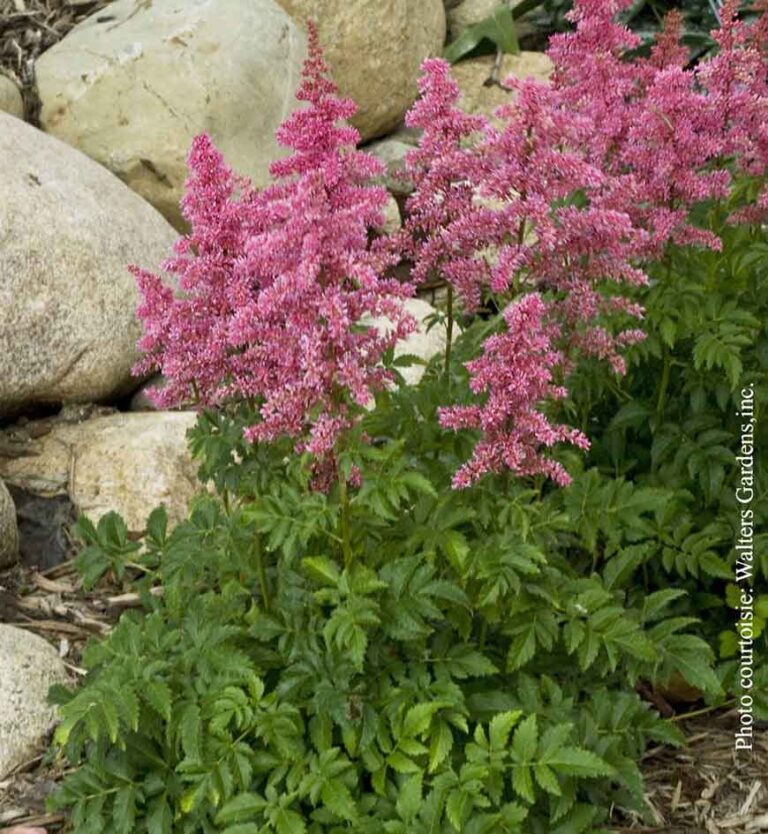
[0,411,200,534]
[35,0,307,228]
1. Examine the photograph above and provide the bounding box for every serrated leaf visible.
[544,747,615,777]
[429,721,454,773]
[216,793,268,824]
[321,780,357,821]
[489,711,522,751]
[511,714,537,762]
[302,556,341,587]
[143,680,172,721]
[274,808,306,834]
[446,789,471,831]
[396,773,423,822]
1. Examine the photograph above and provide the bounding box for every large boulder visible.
[36,0,306,228]
[276,0,445,141]
[0,625,68,779]
[0,74,23,118]
[0,479,19,570]
[0,412,199,534]
[0,114,177,417]
[451,52,554,120]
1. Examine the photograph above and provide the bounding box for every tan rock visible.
[36,0,306,228]
[367,137,414,196]
[0,113,178,417]
[0,479,19,570]
[376,195,402,237]
[0,412,199,533]
[276,0,446,141]
[370,298,456,386]
[0,625,68,779]
[0,74,23,118]
[451,51,553,120]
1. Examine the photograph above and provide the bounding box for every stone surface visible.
[0,479,19,570]
[367,137,414,196]
[0,412,199,533]
[377,195,402,236]
[0,113,178,417]
[452,51,554,119]
[0,75,23,118]
[0,625,68,780]
[36,0,306,227]
[276,0,445,141]
[371,298,455,386]
[447,0,500,38]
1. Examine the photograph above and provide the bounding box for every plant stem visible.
[254,531,270,612]
[668,698,735,722]
[656,349,671,419]
[338,464,353,569]
[444,284,454,380]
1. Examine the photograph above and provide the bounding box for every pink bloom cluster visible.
[405,0,767,487]
[439,294,589,488]
[549,0,768,247]
[133,25,413,462]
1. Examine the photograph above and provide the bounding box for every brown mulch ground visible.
[1,552,766,832]
[0,557,135,830]
[0,0,111,122]
[615,712,768,834]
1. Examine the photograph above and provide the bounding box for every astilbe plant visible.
[48,11,768,834]
[133,24,414,475]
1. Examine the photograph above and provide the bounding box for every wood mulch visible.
[0,557,136,830]
[1,553,766,832]
[614,712,768,834]
[0,0,111,122]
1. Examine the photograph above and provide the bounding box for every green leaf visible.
[446,789,471,830]
[388,751,420,774]
[444,4,520,63]
[142,680,172,721]
[180,703,202,761]
[544,747,615,778]
[662,635,722,695]
[220,826,261,834]
[445,644,499,678]
[396,773,423,822]
[489,711,522,751]
[321,780,357,821]
[302,556,341,587]
[274,808,306,834]
[403,702,443,737]
[146,797,172,834]
[511,714,538,762]
[216,793,268,824]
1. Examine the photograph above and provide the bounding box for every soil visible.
[0,0,112,123]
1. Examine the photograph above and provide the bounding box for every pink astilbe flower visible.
[400,59,495,312]
[439,294,589,488]
[134,23,414,465]
[229,25,414,455]
[132,135,251,407]
[549,0,768,242]
[405,0,767,488]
